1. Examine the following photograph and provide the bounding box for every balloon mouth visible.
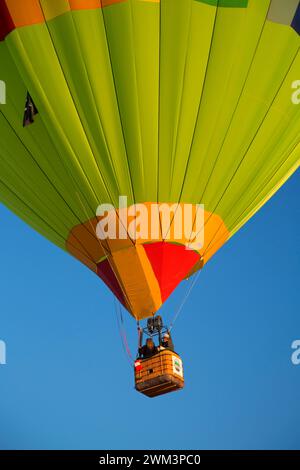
[96,241,202,319]
[66,203,229,319]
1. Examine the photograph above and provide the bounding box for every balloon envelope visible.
[0,0,299,319]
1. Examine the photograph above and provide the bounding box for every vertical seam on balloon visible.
[228,152,299,237]
[0,84,95,230]
[203,144,300,261]
[36,2,126,219]
[69,1,136,209]
[99,4,137,207]
[185,1,274,246]
[161,0,193,244]
[75,191,137,315]
[10,25,103,214]
[161,0,218,245]
[0,82,78,217]
[215,110,300,235]
[67,11,134,248]
[156,0,163,240]
[193,1,273,206]
[7,5,137,286]
[173,0,219,207]
[0,104,100,262]
[129,0,146,205]
[191,43,300,251]
[0,173,94,262]
[75,193,112,258]
[68,8,126,203]
[90,5,137,246]
[76,206,135,315]
[38,8,119,210]
[238,153,300,228]
[4,29,117,257]
[203,134,300,257]
[169,1,193,193]
[38,4,135,253]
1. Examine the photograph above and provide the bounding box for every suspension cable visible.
[114,297,134,367]
[169,269,202,332]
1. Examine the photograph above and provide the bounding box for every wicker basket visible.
[134,349,184,398]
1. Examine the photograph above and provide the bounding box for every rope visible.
[114,297,134,366]
[169,269,202,332]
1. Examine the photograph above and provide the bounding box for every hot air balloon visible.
[0,0,299,396]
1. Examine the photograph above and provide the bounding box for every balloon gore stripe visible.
[0,0,254,42]
[0,0,128,41]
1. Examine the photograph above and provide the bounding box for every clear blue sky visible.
[0,171,299,450]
